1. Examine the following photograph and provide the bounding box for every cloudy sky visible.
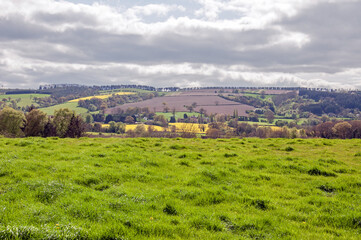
[0,0,360,89]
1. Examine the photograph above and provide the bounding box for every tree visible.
[53,108,74,137]
[191,102,197,109]
[0,107,26,137]
[265,110,275,123]
[43,122,57,137]
[315,122,335,138]
[85,114,93,124]
[125,116,135,124]
[333,121,352,139]
[65,115,85,138]
[162,102,169,113]
[108,121,125,134]
[170,116,176,123]
[135,124,146,136]
[24,109,47,137]
[350,120,361,138]
[260,90,266,99]
[185,105,194,113]
[154,115,168,127]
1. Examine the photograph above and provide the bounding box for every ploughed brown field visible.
[106,90,255,116]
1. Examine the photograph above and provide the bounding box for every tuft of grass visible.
[285,146,294,151]
[308,168,337,177]
[163,204,177,215]
[224,153,238,158]
[317,185,336,193]
[169,144,186,150]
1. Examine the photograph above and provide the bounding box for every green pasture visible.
[156,112,201,120]
[0,138,360,239]
[242,93,274,101]
[0,94,50,107]
[39,102,89,115]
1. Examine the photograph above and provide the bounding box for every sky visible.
[0,0,361,89]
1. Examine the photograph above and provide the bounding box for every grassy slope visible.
[0,94,50,107]
[39,102,89,115]
[0,138,360,239]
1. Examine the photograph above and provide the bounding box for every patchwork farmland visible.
[106,89,255,116]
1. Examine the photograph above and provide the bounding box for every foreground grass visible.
[0,137,360,239]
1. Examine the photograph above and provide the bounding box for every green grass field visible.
[0,137,360,239]
[39,102,89,115]
[0,94,50,107]
[156,112,201,120]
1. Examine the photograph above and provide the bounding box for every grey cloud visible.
[34,11,98,25]
[0,15,49,40]
[278,1,361,69]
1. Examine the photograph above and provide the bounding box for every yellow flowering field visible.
[69,92,136,102]
[101,123,209,133]
[126,124,166,132]
[169,123,208,133]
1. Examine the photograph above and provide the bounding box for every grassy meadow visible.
[0,94,50,108]
[39,102,89,115]
[155,112,201,120]
[0,137,360,239]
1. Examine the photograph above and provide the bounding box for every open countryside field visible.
[0,138,360,239]
[0,94,50,107]
[106,94,254,116]
[39,102,89,115]
[156,112,201,120]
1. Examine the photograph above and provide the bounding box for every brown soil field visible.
[106,94,254,116]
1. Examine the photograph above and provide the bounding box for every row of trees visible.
[203,120,361,139]
[0,107,85,138]
[310,120,361,139]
